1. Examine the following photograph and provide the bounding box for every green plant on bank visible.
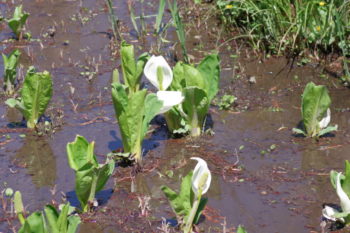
[293,82,337,137]
[2,49,21,95]
[14,191,81,233]
[322,161,350,224]
[5,66,52,129]
[67,135,115,212]
[216,0,350,73]
[161,158,211,232]
[7,5,29,39]
[217,94,236,110]
[145,54,220,137]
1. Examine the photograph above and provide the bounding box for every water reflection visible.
[13,135,56,188]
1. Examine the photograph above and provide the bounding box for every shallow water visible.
[0,0,350,232]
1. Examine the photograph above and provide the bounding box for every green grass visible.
[217,0,350,61]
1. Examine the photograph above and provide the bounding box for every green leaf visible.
[2,49,20,92]
[120,41,142,92]
[135,52,149,82]
[75,162,95,211]
[155,0,166,34]
[182,87,209,137]
[171,62,186,91]
[318,125,338,137]
[161,171,193,221]
[7,5,29,38]
[197,54,220,101]
[237,225,248,233]
[301,82,331,137]
[183,64,207,91]
[66,135,97,171]
[292,127,306,136]
[14,191,25,224]
[161,171,208,225]
[112,83,147,158]
[193,197,207,224]
[142,93,163,139]
[96,161,115,192]
[57,204,70,233]
[19,68,52,128]
[44,205,59,233]
[67,215,81,233]
[18,212,45,233]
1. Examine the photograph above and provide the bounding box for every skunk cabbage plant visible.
[5,66,52,128]
[323,161,350,224]
[7,5,29,39]
[111,83,163,165]
[144,54,220,137]
[67,135,115,212]
[161,157,211,232]
[2,49,20,95]
[14,191,81,233]
[293,82,337,137]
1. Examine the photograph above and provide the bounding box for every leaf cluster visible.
[2,49,21,95]
[7,5,29,39]
[66,135,115,212]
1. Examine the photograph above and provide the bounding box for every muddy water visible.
[0,0,350,232]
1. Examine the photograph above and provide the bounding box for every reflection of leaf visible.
[14,136,56,188]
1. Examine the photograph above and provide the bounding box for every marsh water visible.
[0,0,350,232]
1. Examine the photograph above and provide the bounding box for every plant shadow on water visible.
[13,135,56,188]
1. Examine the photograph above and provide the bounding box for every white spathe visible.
[144,55,173,91]
[191,157,212,197]
[157,91,184,114]
[336,172,350,214]
[319,108,331,129]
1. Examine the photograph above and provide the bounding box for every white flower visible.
[157,91,184,114]
[191,157,212,197]
[319,108,331,129]
[336,172,350,214]
[144,56,173,91]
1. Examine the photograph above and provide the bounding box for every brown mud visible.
[0,0,349,233]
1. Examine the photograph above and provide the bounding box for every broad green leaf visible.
[183,64,207,91]
[44,205,59,233]
[135,52,149,82]
[75,162,95,211]
[57,203,70,233]
[301,82,331,137]
[18,212,45,233]
[3,49,20,86]
[142,93,163,139]
[96,161,115,192]
[343,161,350,197]
[161,172,193,220]
[171,62,186,91]
[164,107,185,133]
[197,54,220,101]
[66,135,97,171]
[20,68,52,128]
[111,83,129,117]
[7,5,29,38]
[120,42,137,90]
[237,225,248,233]
[182,87,209,136]
[318,125,338,137]
[161,171,207,224]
